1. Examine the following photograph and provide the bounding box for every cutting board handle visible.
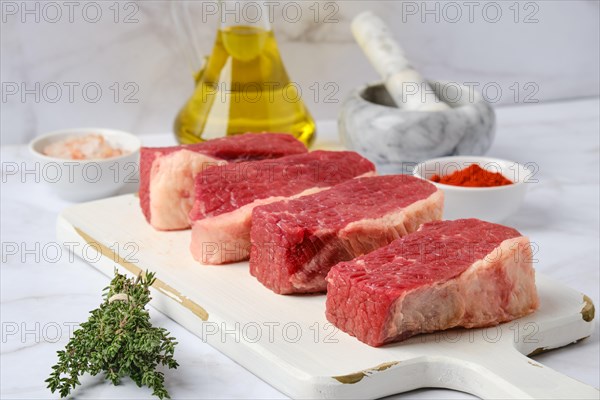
[462,349,599,399]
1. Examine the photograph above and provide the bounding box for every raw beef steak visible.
[139,133,306,230]
[326,219,539,347]
[249,175,443,294]
[190,151,376,264]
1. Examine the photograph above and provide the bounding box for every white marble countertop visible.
[1,98,599,399]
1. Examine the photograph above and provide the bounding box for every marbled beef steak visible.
[190,151,375,264]
[250,175,443,294]
[326,219,539,347]
[139,133,306,231]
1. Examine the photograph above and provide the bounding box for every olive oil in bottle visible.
[174,24,316,146]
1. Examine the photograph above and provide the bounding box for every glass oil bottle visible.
[173,1,316,146]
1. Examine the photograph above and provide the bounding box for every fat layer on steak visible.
[249,175,443,294]
[325,219,539,347]
[190,151,376,264]
[139,133,307,231]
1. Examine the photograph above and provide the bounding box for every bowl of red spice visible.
[413,156,532,222]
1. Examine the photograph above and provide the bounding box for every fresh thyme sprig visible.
[46,270,178,399]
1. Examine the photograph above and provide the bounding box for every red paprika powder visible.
[430,164,513,187]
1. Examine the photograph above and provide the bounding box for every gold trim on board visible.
[332,361,399,384]
[74,227,209,321]
[581,295,595,322]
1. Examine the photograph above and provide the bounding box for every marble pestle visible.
[352,11,449,111]
[341,11,495,173]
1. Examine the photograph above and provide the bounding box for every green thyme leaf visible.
[46,269,178,399]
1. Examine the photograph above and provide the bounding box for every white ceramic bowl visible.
[413,156,531,222]
[29,128,141,202]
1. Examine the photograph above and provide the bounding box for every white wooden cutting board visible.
[56,194,598,399]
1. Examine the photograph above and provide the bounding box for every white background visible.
[1,0,599,145]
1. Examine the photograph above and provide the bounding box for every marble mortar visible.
[339,81,496,174]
